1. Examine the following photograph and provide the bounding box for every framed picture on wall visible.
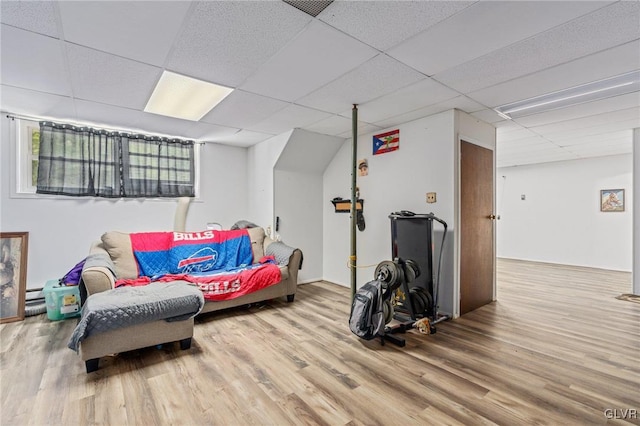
[0,232,28,324]
[600,189,625,212]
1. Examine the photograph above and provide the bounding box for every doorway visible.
[460,140,495,315]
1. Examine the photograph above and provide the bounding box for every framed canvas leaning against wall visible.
[0,232,28,323]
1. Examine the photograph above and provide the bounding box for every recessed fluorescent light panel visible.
[144,71,233,121]
[494,71,640,119]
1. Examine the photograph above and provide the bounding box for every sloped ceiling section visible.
[275,129,344,175]
[1,0,638,166]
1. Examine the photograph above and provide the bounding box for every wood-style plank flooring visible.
[1,259,638,425]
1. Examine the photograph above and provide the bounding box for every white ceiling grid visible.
[0,0,638,166]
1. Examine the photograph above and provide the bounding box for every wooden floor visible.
[1,259,638,425]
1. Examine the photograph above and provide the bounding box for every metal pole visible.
[351,104,358,300]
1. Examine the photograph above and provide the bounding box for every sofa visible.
[75,227,302,372]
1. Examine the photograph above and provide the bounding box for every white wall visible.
[497,154,633,271]
[246,131,291,230]
[0,117,249,289]
[274,170,323,283]
[272,129,343,284]
[322,110,457,304]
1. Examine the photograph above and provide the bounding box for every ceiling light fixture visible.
[494,71,640,119]
[144,71,233,121]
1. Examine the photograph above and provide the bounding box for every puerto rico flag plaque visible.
[373,129,399,155]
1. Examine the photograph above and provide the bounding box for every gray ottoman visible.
[68,281,204,373]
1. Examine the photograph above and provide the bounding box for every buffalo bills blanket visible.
[121,230,281,301]
[131,230,253,278]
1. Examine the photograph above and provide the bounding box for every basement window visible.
[15,118,200,199]
[16,119,40,194]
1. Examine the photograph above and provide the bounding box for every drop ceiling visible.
[1,1,639,167]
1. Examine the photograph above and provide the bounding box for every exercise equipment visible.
[368,257,433,346]
[354,211,449,347]
[388,211,449,325]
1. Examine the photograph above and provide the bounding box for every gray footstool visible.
[68,281,204,373]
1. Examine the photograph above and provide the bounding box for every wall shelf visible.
[331,198,363,213]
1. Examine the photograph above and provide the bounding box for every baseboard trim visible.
[497,256,632,273]
[297,278,323,285]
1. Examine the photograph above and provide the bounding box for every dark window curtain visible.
[36,121,195,198]
[120,135,195,197]
[36,122,120,197]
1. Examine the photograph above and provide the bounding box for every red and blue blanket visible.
[118,230,281,301]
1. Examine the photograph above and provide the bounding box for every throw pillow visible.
[101,231,138,279]
[246,227,265,263]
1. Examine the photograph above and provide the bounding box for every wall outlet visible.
[426,192,437,203]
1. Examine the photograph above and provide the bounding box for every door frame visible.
[453,133,497,318]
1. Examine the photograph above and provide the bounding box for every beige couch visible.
[77,227,302,372]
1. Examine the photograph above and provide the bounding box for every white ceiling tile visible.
[183,122,240,142]
[296,54,425,113]
[71,99,152,132]
[389,1,613,76]
[515,92,640,128]
[526,107,640,135]
[553,130,631,147]
[67,99,200,140]
[437,1,640,93]
[337,122,383,139]
[66,44,162,110]
[373,95,485,128]
[347,78,460,123]
[0,26,71,95]
[0,85,76,119]
[58,2,191,66]
[2,1,638,168]
[303,115,353,136]
[240,21,377,102]
[469,40,640,108]
[0,1,59,37]
[575,149,633,161]
[319,1,474,51]
[500,153,581,167]
[221,130,275,147]
[166,1,311,88]
[539,118,640,141]
[564,137,632,151]
[498,145,580,166]
[495,121,529,134]
[569,141,632,156]
[497,127,538,142]
[499,136,549,150]
[247,104,332,134]
[471,109,505,124]
[133,111,216,139]
[200,90,289,129]
[499,142,565,156]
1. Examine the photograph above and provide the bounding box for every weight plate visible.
[383,300,394,324]
[413,287,434,317]
[375,260,398,286]
[404,259,420,282]
[410,288,425,315]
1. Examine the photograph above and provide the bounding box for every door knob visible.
[488,214,500,220]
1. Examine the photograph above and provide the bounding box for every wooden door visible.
[460,140,495,315]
